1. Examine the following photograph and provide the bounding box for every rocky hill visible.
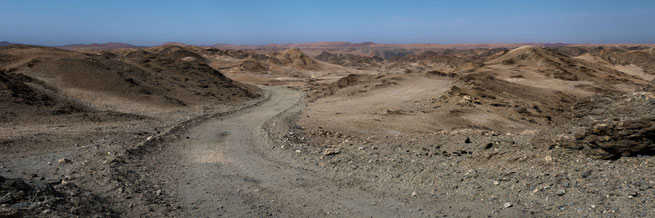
[0,45,260,113]
[271,48,321,70]
[315,52,383,68]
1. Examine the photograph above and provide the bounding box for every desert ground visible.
[1,42,655,217]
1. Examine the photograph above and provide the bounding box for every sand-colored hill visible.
[484,46,647,91]
[595,47,655,74]
[0,45,260,114]
[437,73,577,126]
[299,45,654,135]
[386,49,501,72]
[203,47,324,73]
[239,58,270,72]
[271,48,321,70]
[0,69,85,122]
[305,73,401,100]
[315,52,383,68]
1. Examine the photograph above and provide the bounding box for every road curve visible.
[174,86,424,217]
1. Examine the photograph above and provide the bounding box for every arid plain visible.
[1,41,655,217]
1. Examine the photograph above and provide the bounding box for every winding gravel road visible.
[171,86,424,217]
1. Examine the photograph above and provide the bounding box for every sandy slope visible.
[303,74,459,134]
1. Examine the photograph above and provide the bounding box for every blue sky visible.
[1,0,654,46]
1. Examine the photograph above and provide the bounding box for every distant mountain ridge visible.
[59,42,144,49]
[0,41,12,47]
[267,41,377,48]
[47,41,655,50]
[210,41,654,50]
[211,42,572,49]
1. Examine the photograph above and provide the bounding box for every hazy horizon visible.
[2,0,655,46]
[4,41,655,48]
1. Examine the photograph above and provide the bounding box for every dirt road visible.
[169,86,425,217]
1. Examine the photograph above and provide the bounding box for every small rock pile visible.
[0,175,115,217]
[557,84,655,159]
[0,176,59,216]
[569,118,655,159]
[643,79,655,92]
